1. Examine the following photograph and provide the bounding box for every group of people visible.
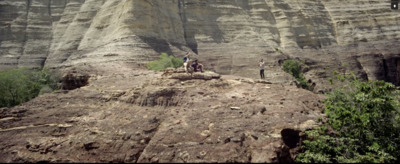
[183,52,266,80]
[183,52,203,73]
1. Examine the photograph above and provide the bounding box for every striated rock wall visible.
[1,0,400,85]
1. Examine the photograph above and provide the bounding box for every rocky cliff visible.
[1,0,400,88]
[1,0,400,162]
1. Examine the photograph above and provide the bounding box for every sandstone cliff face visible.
[1,0,400,86]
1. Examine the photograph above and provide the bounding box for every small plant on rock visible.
[147,53,183,71]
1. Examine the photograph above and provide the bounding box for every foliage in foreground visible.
[296,75,400,163]
[0,67,60,108]
[146,53,183,71]
[282,59,310,90]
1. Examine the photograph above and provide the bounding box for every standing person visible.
[183,52,190,72]
[259,59,265,79]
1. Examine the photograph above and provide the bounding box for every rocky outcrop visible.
[61,71,90,90]
[0,69,325,163]
[1,0,400,87]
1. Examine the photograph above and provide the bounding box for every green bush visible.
[282,59,310,90]
[296,76,400,163]
[147,53,183,71]
[39,85,53,95]
[282,60,301,78]
[0,67,60,108]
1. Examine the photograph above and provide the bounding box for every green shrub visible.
[296,76,400,163]
[39,85,53,95]
[282,59,310,90]
[282,60,301,78]
[147,53,183,71]
[274,47,283,53]
[0,67,60,108]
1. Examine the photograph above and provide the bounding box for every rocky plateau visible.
[1,67,325,162]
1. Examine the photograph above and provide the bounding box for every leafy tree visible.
[147,53,183,71]
[0,67,60,107]
[282,59,310,90]
[296,75,400,163]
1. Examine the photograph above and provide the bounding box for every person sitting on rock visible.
[191,59,204,73]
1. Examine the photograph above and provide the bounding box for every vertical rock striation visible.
[0,0,399,84]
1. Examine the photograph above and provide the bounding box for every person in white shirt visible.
[183,52,190,72]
